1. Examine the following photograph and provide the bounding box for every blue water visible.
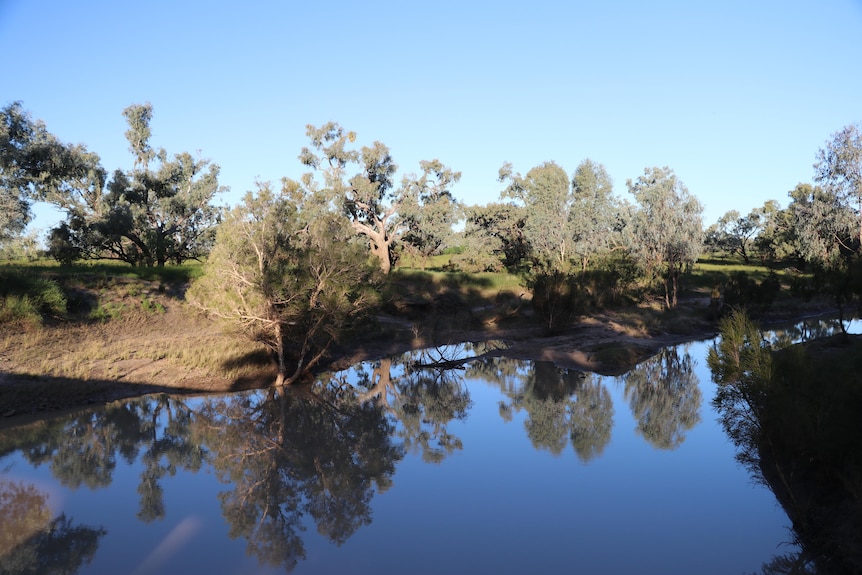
[1,317,853,574]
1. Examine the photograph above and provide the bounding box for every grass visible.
[691,255,802,291]
[1,258,203,283]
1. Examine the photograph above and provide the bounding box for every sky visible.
[2,0,862,236]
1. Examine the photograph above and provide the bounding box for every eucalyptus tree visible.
[299,122,459,274]
[706,206,769,263]
[787,182,859,330]
[0,101,100,245]
[398,159,462,269]
[626,166,704,309]
[1,102,224,266]
[787,182,856,267]
[84,103,224,266]
[570,159,621,271]
[499,161,573,271]
[459,201,528,272]
[815,123,862,244]
[187,179,381,386]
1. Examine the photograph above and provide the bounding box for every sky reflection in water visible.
[2,317,854,574]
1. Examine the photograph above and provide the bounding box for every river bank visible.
[0,283,840,426]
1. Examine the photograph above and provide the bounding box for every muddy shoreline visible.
[0,301,842,428]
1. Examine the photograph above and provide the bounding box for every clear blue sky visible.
[3,0,861,234]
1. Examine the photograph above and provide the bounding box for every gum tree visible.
[299,122,459,274]
[815,123,862,244]
[626,166,703,309]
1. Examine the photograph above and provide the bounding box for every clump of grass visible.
[0,269,67,326]
[89,302,126,322]
[140,297,166,314]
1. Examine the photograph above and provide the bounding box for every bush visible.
[0,269,67,325]
[720,270,781,313]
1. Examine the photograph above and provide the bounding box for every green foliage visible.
[0,269,66,325]
[139,297,165,315]
[626,166,704,309]
[0,229,42,261]
[300,122,460,275]
[709,310,862,571]
[460,202,528,273]
[500,161,574,272]
[815,122,862,243]
[398,159,463,269]
[188,180,382,385]
[719,270,781,312]
[88,302,125,322]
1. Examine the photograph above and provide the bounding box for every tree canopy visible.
[626,166,703,309]
[187,179,381,385]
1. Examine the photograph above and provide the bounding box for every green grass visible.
[690,256,801,293]
[1,258,203,283]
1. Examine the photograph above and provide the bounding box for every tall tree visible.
[570,159,621,271]
[36,103,224,266]
[499,161,573,272]
[398,159,462,269]
[300,122,460,274]
[626,166,703,309]
[0,102,102,245]
[187,179,381,386]
[815,123,862,243]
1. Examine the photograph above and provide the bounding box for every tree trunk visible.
[274,322,288,386]
[371,241,391,274]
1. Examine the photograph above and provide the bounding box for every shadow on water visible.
[710,314,862,574]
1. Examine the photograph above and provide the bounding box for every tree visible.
[1,102,224,266]
[0,101,89,245]
[300,122,459,274]
[499,161,573,272]
[787,182,859,331]
[72,103,225,266]
[458,201,528,272]
[570,159,621,271]
[815,123,862,243]
[398,159,462,269]
[626,166,703,309]
[705,206,769,263]
[187,179,381,386]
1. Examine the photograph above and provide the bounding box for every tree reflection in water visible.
[354,350,472,464]
[622,346,702,450]
[709,311,862,574]
[193,383,403,571]
[0,478,105,575]
[468,357,614,462]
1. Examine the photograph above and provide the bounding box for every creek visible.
[0,316,856,574]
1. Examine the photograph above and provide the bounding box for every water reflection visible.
[195,384,402,571]
[353,353,472,464]
[0,336,798,573]
[710,314,862,574]
[0,478,105,574]
[622,346,702,450]
[467,358,614,461]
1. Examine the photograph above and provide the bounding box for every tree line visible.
[2,101,861,382]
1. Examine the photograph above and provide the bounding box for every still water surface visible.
[0,317,855,574]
